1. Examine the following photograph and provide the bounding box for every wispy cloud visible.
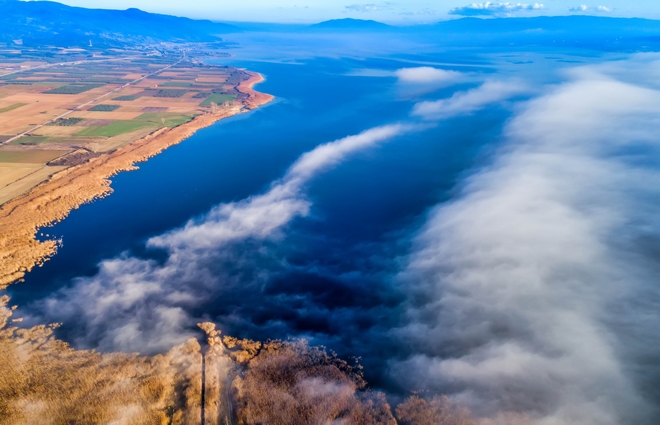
[412,80,528,119]
[28,125,411,353]
[569,4,612,13]
[345,3,393,13]
[395,67,464,85]
[449,2,545,17]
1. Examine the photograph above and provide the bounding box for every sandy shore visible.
[0,71,272,289]
[240,72,275,109]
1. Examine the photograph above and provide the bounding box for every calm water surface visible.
[8,52,509,386]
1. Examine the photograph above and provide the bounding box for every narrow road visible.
[201,352,207,425]
[1,56,184,146]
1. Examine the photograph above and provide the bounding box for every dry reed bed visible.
[0,299,480,425]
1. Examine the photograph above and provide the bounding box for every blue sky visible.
[45,0,660,23]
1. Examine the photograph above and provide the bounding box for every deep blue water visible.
[10,55,504,303]
[7,52,512,389]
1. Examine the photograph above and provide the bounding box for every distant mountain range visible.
[0,0,236,47]
[313,15,660,36]
[2,0,660,51]
[310,16,660,50]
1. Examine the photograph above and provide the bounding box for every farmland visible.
[201,93,237,106]
[0,54,253,205]
[0,103,27,114]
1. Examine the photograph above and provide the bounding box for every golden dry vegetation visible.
[0,295,203,425]
[0,299,479,425]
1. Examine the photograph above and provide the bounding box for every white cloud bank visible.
[449,2,545,17]
[412,80,528,119]
[396,61,660,423]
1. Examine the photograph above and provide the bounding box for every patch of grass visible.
[113,95,139,101]
[75,121,153,137]
[44,84,104,94]
[88,104,120,112]
[48,117,85,126]
[154,89,187,98]
[200,93,236,107]
[159,82,193,87]
[0,103,26,114]
[75,113,195,137]
[135,113,194,128]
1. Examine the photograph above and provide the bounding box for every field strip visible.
[0,56,138,78]
[1,55,185,146]
[0,165,66,206]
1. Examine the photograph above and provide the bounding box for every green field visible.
[136,113,194,128]
[75,113,194,137]
[0,103,27,114]
[200,94,236,107]
[75,121,154,137]
[44,84,104,94]
[88,104,120,112]
[159,82,193,87]
[113,95,139,101]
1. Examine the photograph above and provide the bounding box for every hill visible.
[0,0,237,47]
[311,18,391,31]
[305,16,660,50]
[400,16,660,50]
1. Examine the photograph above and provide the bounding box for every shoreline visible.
[0,71,273,289]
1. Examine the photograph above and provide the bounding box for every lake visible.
[8,40,534,389]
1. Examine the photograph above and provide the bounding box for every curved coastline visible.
[0,71,273,289]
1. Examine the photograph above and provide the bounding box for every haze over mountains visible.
[3,0,660,49]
